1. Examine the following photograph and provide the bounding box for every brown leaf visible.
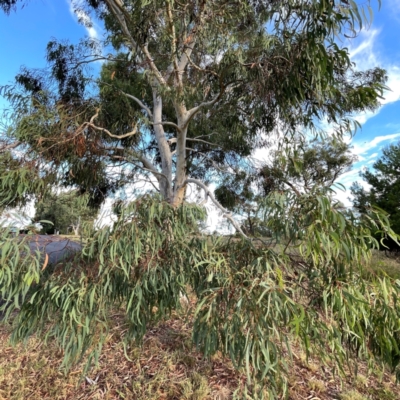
[41,253,49,271]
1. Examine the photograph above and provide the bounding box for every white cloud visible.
[68,1,99,40]
[348,29,400,125]
[352,132,400,156]
[333,187,352,208]
[0,201,36,229]
[383,66,400,104]
[349,29,379,60]
[353,109,375,125]
[335,167,373,208]
[337,167,362,186]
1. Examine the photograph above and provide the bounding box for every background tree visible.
[260,136,356,195]
[33,191,99,235]
[351,141,400,250]
[215,136,355,235]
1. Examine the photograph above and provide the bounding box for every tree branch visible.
[99,81,154,117]
[142,43,167,86]
[183,82,242,127]
[282,179,301,197]
[122,92,153,117]
[185,147,234,174]
[183,48,219,77]
[101,82,180,131]
[185,91,223,124]
[104,0,139,50]
[84,109,138,139]
[163,0,208,82]
[0,141,21,152]
[151,121,182,132]
[186,137,218,146]
[183,178,249,238]
[104,0,166,86]
[110,152,170,194]
[165,0,181,88]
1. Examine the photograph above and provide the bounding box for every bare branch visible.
[122,92,153,117]
[183,178,249,238]
[151,121,182,132]
[103,0,139,49]
[142,43,168,86]
[282,179,301,197]
[71,56,119,69]
[186,137,218,146]
[100,82,180,131]
[101,144,159,178]
[164,1,205,82]
[185,81,241,127]
[86,109,138,140]
[0,141,21,152]
[86,109,176,148]
[135,153,160,176]
[110,152,169,193]
[183,48,219,77]
[166,0,181,87]
[99,81,153,117]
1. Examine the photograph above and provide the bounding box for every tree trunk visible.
[171,123,187,207]
[72,217,80,236]
[152,91,173,201]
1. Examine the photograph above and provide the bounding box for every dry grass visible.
[0,303,244,400]
[1,301,399,400]
[363,251,400,280]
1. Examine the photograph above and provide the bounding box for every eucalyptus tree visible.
[3,1,400,398]
[0,0,387,231]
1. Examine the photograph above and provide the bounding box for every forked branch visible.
[84,109,138,140]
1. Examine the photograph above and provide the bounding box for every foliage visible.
[33,191,99,235]
[215,136,356,235]
[1,298,400,400]
[0,149,50,209]
[351,141,400,250]
[2,194,400,397]
[260,136,356,195]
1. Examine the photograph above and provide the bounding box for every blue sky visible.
[0,1,99,80]
[1,0,400,210]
